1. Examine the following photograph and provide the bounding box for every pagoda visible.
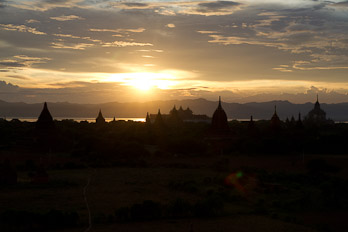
[36,102,54,130]
[305,95,327,123]
[211,96,229,133]
[96,109,106,124]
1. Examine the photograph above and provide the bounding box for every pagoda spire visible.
[96,109,105,124]
[146,112,151,124]
[36,102,54,129]
[270,105,280,129]
[154,109,165,127]
[211,96,229,133]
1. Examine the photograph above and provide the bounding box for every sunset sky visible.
[0,0,347,103]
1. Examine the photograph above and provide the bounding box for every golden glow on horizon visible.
[1,67,348,96]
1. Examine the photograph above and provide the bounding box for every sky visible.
[0,0,347,103]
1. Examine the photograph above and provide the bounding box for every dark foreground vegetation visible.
[0,119,348,231]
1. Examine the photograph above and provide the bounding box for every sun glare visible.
[107,72,178,92]
[128,77,153,91]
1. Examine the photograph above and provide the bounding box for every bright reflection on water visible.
[4,118,146,123]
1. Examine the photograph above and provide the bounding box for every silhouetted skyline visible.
[1,97,348,121]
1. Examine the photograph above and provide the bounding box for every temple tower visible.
[211,96,229,133]
[305,95,326,123]
[36,102,54,130]
[96,109,105,124]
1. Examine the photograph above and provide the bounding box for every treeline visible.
[0,119,347,164]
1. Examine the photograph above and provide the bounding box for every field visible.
[1,154,347,232]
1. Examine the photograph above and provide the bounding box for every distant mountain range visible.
[1,99,347,121]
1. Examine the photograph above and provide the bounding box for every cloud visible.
[50,15,85,21]
[51,42,94,50]
[198,1,240,11]
[101,41,153,47]
[0,60,26,68]
[0,24,46,35]
[1,0,347,101]
[0,80,347,104]
[26,19,40,24]
[119,2,149,9]
[293,61,348,70]
[0,55,51,69]
[42,0,73,3]
[53,33,102,42]
[8,0,83,11]
[53,33,80,39]
[51,30,153,49]
[197,7,348,71]
[89,28,145,33]
[253,12,286,27]
[273,64,293,72]
[112,1,242,16]
[180,1,242,16]
[6,75,31,80]
[0,81,19,92]
[197,30,219,34]
[136,49,163,53]
[206,34,281,47]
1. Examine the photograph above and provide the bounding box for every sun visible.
[128,77,154,91]
[103,70,186,92]
[107,72,176,91]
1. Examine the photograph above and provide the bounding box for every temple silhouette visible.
[211,96,229,133]
[96,109,106,124]
[304,95,331,125]
[148,105,211,124]
[36,102,54,130]
[35,95,331,131]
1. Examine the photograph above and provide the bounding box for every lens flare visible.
[225,171,245,193]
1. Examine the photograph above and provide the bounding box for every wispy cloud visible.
[50,15,85,21]
[0,24,46,35]
[197,30,218,34]
[101,41,153,47]
[53,33,102,42]
[51,42,94,50]
[6,75,31,80]
[89,28,145,33]
[118,2,149,9]
[179,1,242,16]
[273,65,293,72]
[293,60,348,71]
[25,19,40,24]
[8,0,83,11]
[0,55,51,68]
